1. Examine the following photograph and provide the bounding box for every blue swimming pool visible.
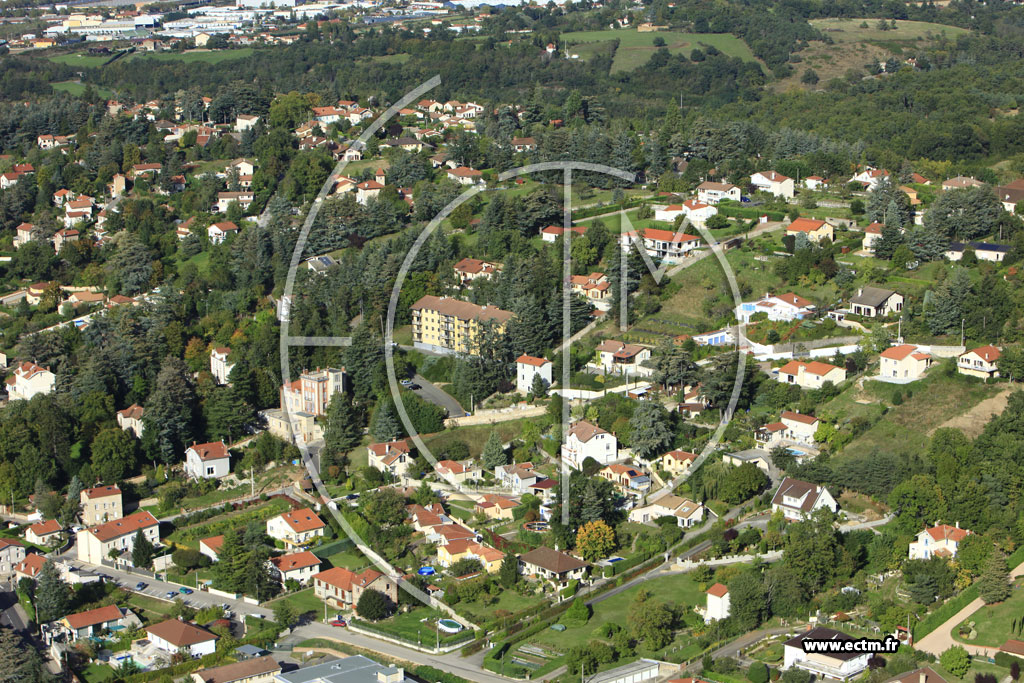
[788,448,807,456]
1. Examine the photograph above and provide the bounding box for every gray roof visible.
[850,286,897,308]
[275,657,409,683]
[235,645,266,658]
[589,659,660,683]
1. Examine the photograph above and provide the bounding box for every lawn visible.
[131,48,256,64]
[48,53,110,67]
[80,664,115,683]
[422,418,536,459]
[355,607,468,645]
[320,546,372,572]
[51,81,114,98]
[561,29,759,74]
[953,579,1024,647]
[809,18,970,44]
[266,588,327,617]
[836,363,1003,462]
[126,593,174,623]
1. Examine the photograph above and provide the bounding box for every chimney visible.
[956,521,959,528]
[920,673,926,683]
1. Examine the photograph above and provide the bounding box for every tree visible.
[576,520,616,562]
[564,598,591,626]
[369,398,402,442]
[729,570,767,631]
[323,391,361,455]
[924,186,1003,241]
[652,344,699,391]
[356,588,394,621]
[213,530,247,592]
[628,402,673,460]
[0,626,50,683]
[481,431,507,469]
[940,646,971,677]
[272,601,299,630]
[36,560,71,622]
[626,590,674,649]
[143,356,197,464]
[131,529,155,569]
[979,549,1011,604]
[498,551,518,588]
[530,372,548,398]
[90,428,137,483]
[748,662,769,683]
[359,487,407,528]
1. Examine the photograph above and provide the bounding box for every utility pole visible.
[961,318,965,347]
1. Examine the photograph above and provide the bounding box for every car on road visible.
[408,383,421,390]
[166,591,177,599]
[99,574,111,581]
[179,587,193,594]
[329,619,347,627]
[135,582,147,590]
[400,379,413,387]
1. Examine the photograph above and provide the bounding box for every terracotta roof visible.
[146,619,217,647]
[453,257,497,274]
[627,227,700,244]
[965,345,1001,362]
[200,535,225,555]
[64,604,123,630]
[83,484,122,501]
[209,221,239,233]
[595,340,648,358]
[567,420,608,443]
[15,553,45,577]
[787,217,828,233]
[865,222,883,234]
[697,181,738,192]
[1001,640,1024,657]
[448,166,482,177]
[270,551,321,572]
[781,411,818,425]
[706,582,729,597]
[29,519,61,536]
[664,450,698,463]
[925,524,970,543]
[778,360,842,377]
[884,666,948,683]
[519,546,588,574]
[755,171,790,183]
[189,441,229,461]
[312,566,384,592]
[773,292,812,308]
[516,354,550,367]
[880,345,920,361]
[443,539,503,563]
[193,656,281,683]
[771,477,827,513]
[276,508,325,533]
[411,295,513,324]
[86,510,158,543]
[760,421,786,433]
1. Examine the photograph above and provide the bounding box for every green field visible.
[48,53,110,67]
[953,579,1024,647]
[132,48,255,64]
[809,18,970,44]
[561,29,759,73]
[266,588,327,617]
[52,81,114,98]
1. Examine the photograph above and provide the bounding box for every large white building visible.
[770,477,838,521]
[280,367,347,417]
[267,508,325,547]
[515,355,552,395]
[620,227,701,263]
[210,347,235,385]
[751,171,795,199]
[146,619,218,658]
[76,511,160,565]
[5,362,56,401]
[735,292,814,323]
[908,523,971,560]
[184,441,231,479]
[561,420,618,470]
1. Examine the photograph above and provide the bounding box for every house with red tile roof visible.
[735,292,814,323]
[785,217,834,243]
[25,519,62,546]
[879,345,932,381]
[776,360,846,390]
[59,604,139,640]
[312,567,397,608]
[14,552,45,581]
[6,361,55,401]
[908,523,971,560]
[619,227,701,263]
[438,539,503,573]
[199,535,225,561]
[436,459,480,484]
[266,508,325,547]
[755,411,819,451]
[80,485,122,526]
[116,404,145,439]
[771,477,838,521]
[958,345,1001,380]
[516,354,552,394]
[76,510,159,565]
[751,171,794,199]
[184,441,230,480]
[270,550,321,585]
[561,420,618,470]
[367,440,414,478]
[704,583,731,622]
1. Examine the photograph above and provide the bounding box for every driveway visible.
[410,374,464,417]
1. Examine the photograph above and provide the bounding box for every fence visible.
[346,620,474,654]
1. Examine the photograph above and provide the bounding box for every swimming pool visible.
[417,566,436,576]
[607,556,624,563]
[788,448,807,456]
[437,619,463,633]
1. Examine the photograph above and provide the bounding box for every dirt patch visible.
[927,386,1012,439]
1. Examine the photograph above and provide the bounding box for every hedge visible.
[718,205,787,221]
[349,618,474,647]
[413,666,474,683]
[570,197,647,221]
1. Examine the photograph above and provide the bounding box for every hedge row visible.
[571,197,647,221]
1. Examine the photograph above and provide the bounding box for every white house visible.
[958,345,1000,379]
[850,168,890,190]
[849,286,903,318]
[516,355,552,395]
[628,494,703,528]
[696,181,741,204]
[116,405,144,439]
[447,167,484,186]
[25,519,62,546]
[681,199,718,226]
[5,362,56,401]
[755,411,818,450]
[776,360,847,389]
[269,550,321,585]
[235,114,260,133]
[770,477,838,521]
[908,523,971,560]
[704,583,731,622]
[945,241,1010,263]
[76,510,160,565]
[561,420,618,470]
[783,627,869,681]
[216,192,254,213]
[184,441,231,480]
[620,227,701,263]
[751,171,794,199]
[862,222,883,253]
[208,221,240,245]
[595,340,652,376]
[735,292,814,323]
[803,176,828,190]
[367,440,415,479]
[879,345,932,381]
[146,619,218,658]
[210,347,234,385]
[654,204,685,222]
[266,508,325,547]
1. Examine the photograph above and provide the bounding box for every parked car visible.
[179,587,193,594]
[408,383,421,390]
[400,379,413,387]
[135,582,147,590]
[166,591,177,599]
[329,619,347,627]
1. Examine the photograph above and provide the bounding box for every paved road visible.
[410,374,464,416]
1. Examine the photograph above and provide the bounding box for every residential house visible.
[411,296,513,356]
[76,510,160,565]
[429,523,477,546]
[453,258,500,285]
[539,225,587,242]
[184,441,231,480]
[208,221,240,245]
[693,328,735,346]
[407,503,451,533]
[0,172,21,190]
[146,619,218,658]
[116,405,144,439]
[355,180,383,204]
[312,567,398,609]
[6,362,56,401]
[274,657,410,683]
[519,546,588,588]
[680,199,718,226]
[80,485,122,526]
[13,222,40,249]
[879,345,932,380]
[722,449,772,474]
[620,227,701,263]
[696,181,741,204]
[595,340,652,375]
[191,656,281,683]
[850,168,889,190]
[958,345,1001,379]
[446,167,484,186]
[511,137,536,152]
[862,222,884,253]
[569,272,611,309]
[199,535,224,562]
[599,464,652,495]
[0,539,25,579]
[59,605,139,641]
[437,539,503,573]
[13,552,44,581]
[942,176,984,191]
[495,462,540,494]
[882,668,948,683]
[783,627,869,680]
[436,460,480,484]
[266,508,325,547]
[661,450,698,477]
[736,292,814,323]
[279,367,347,417]
[52,228,79,253]
[210,347,235,385]
[561,420,618,470]
[516,355,552,395]
[908,523,971,560]
[25,519,62,546]
[270,550,321,585]
[628,494,704,528]
[131,162,162,178]
[756,411,818,450]
[995,178,1024,213]
[770,477,838,521]
[776,360,846,389]
[945,241,1010,262]
[751,171,795,199]
[785,217,834,243]
[803,176,828,190]
[704,583,730,622]
[234,115,260,133]
[216,192,254,213]
[367,440,415,479]
[850,286,903,318]
[474,494,519,521]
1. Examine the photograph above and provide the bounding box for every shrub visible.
[355,588,394,621]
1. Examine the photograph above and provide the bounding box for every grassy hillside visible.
[561,29,759,74]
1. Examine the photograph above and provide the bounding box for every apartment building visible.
[411,295,513,356]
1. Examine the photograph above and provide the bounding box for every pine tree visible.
[531,372,548,398]
[369,398,402,442]
[979,550,1011,604]
[243,545,279,601]
[36,560,71,622]
[499,551,518,588]
[131,529,155,569]
[580,481,604,524]
[143,356,197,464]
[213,529,247,592]
[481,431,507,469]
[324,391,362,455]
